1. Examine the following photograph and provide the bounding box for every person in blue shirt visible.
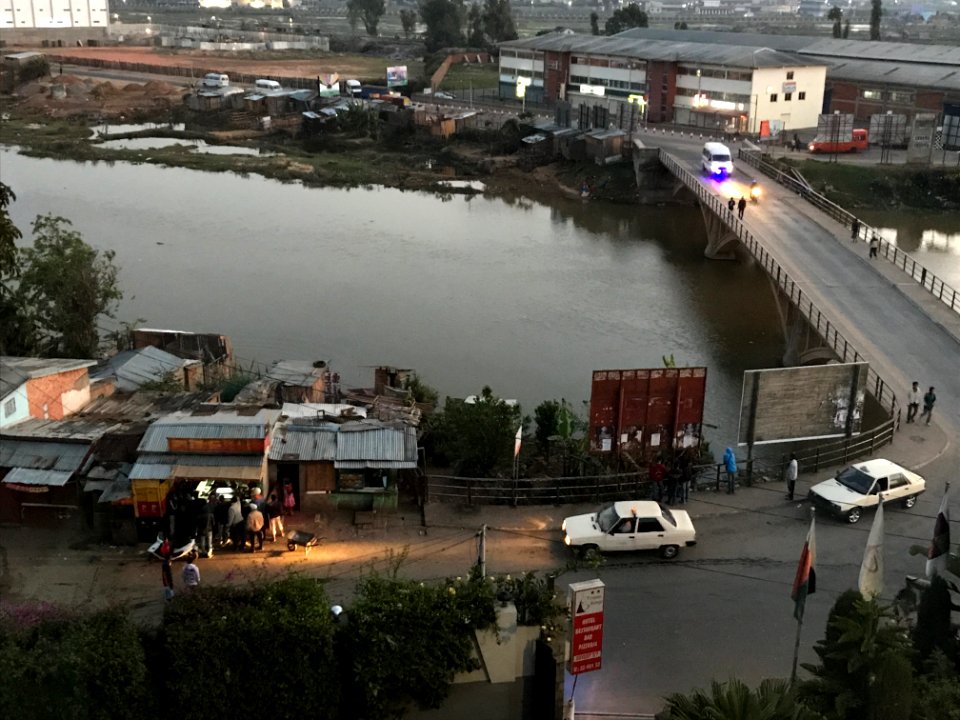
[723,447,737,495]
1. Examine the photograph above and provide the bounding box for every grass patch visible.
[440,62,501,90]
[783,158,960,210]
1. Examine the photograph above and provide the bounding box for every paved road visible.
[643,131,960,438]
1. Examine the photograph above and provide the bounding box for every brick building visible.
[0,357,97,429]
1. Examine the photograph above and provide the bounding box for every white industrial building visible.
[0,0,109,29]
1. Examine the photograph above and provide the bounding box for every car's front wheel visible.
[660,545,680,560]
[903,495,917,509]
[578,544,599,560]
[847,508,862,524]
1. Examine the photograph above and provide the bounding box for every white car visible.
[562,500,697,559]
[808,458,925,524]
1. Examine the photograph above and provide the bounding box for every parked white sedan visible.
[808,458,925,524]
[562,500,697,559]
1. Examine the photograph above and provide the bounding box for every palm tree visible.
[664,678,818,720]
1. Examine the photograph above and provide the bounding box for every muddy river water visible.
[4,148,957,441]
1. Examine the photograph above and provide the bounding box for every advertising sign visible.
[588,367,707,458]
[815,113,853,143]
[907,113,937,163]
[568,579,605,675]
[386,65,408,88]
[579,84,605,97]
[782,81,797,94]
[318,73,340,97]
[738,363,867,446]
[515,76,532,98]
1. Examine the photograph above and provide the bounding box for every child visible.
[182,552,200,591]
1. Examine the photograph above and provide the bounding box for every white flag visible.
[514,425,523,458]
[926,485,951,579]
[859,498,884,599]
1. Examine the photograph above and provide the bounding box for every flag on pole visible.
[926,485,951,579]
[514,425,523,458]
[859,497,885,599]
[791,515,817,620]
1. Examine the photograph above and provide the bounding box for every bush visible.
[160,575,338,720]
[0,604,149,720]
[18,57,50,84]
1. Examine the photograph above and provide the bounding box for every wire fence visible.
[737,148,960,315]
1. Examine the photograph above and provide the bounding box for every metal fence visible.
[428,414,896,505]
[738,148,960,315]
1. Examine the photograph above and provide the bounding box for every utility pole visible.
[477,524,487,577]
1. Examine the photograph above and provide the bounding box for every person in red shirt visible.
[649,457,667,502]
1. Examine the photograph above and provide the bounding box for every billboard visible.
[588,367,707,458]
[568,579,604,675]
[317,73,340,97]
[814,113,853,143]
[737,363,867,446]
[386,66,408,88]
[907,113,937,163]
[943,103,960,151]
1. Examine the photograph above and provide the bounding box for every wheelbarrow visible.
[285,529,322,556]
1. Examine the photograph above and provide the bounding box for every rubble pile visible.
[12,75,183,119]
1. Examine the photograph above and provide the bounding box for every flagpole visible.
[791,506,814,685]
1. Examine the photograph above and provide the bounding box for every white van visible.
[344,79,361,97]
[255,79,281,92]
[701,142,734,178]
[201,73,230,89]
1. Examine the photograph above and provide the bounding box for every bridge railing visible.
[659,149,901,424]
[738,148,960,316]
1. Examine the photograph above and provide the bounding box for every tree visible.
[800,591,915,720]
[399,8,418,37]
[664,678,819,720]
[534,399,560,458]
[590,11,600,35]
[344,572,496,718]
[0,183,20,277]
[467,2,485,48]
[6,215,122,358]
[347,0,386,36]
[870,0,882,40]
[604,3,648,35]
[912,575,958,670]
[481,0,516,43]
[674,20,688,30]
[828,6,843,38]
[435,385,521,477]
[843,20,850,38]
[419,0,465,52]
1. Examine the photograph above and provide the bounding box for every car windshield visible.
[597,505,620,533]
[660,506,678,527]
[713,154,731,162]
[836,466,875,494]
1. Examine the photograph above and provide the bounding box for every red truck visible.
[808,128,869,153]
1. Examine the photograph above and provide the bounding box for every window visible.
[862,89,883,101]
[784,93,792,101]
[614,518,636,534]
[637,519,664,533]
[890,91,913,104]
[798,91,806,100]
[3,397,15,416]
[786,71,795,80]
[770,93,778,102]
[888,474,908,489]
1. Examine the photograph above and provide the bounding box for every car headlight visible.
[564,535,571,546]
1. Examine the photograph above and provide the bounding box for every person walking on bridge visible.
[737,196,747,220]
[869,235,879,258]
[850,218,860,241]
[785,453,799,502]
[728,197,736,216]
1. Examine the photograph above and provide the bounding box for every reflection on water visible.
[2,147,786,440]
[94,122,186,135]
[859,210,960,288]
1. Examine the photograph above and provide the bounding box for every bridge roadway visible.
[642,130,960,439]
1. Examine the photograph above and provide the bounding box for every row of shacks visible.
[1,348,425,543]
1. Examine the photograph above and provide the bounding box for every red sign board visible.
[588,367,707,459]
[569,579,605,675]
[167,437,266,454]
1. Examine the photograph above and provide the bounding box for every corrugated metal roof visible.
[130,454,263,480]
[91,346,198,393]
[335,424,418,468]
[129,463,174,480]
[281,403,367,420]
[0,439,89,472]
[268,361,324,387]
[2,467,74,486]
[135,453,263,467]
[269,425,337,462]
[2,417,126,441]
[501,32,819,69]
[823,59,960,92]
[98,476,132,503]
[138,419,272,453]
[1,356,97,397]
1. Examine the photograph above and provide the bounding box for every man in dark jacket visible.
[198,497,216,558]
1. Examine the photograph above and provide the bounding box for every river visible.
[9,147,952,443]
[858,209,960,289]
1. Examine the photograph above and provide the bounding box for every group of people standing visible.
[648,451,696,505]
[906,381,937,425]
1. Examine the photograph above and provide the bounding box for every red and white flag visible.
[514,425,523,458]
[926,485,951,579]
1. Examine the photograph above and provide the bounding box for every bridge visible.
[635,131,960,442]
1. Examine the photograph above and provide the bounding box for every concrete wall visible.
[751,65,826,132]
[1,0,108,30]
[0,386,30,428]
